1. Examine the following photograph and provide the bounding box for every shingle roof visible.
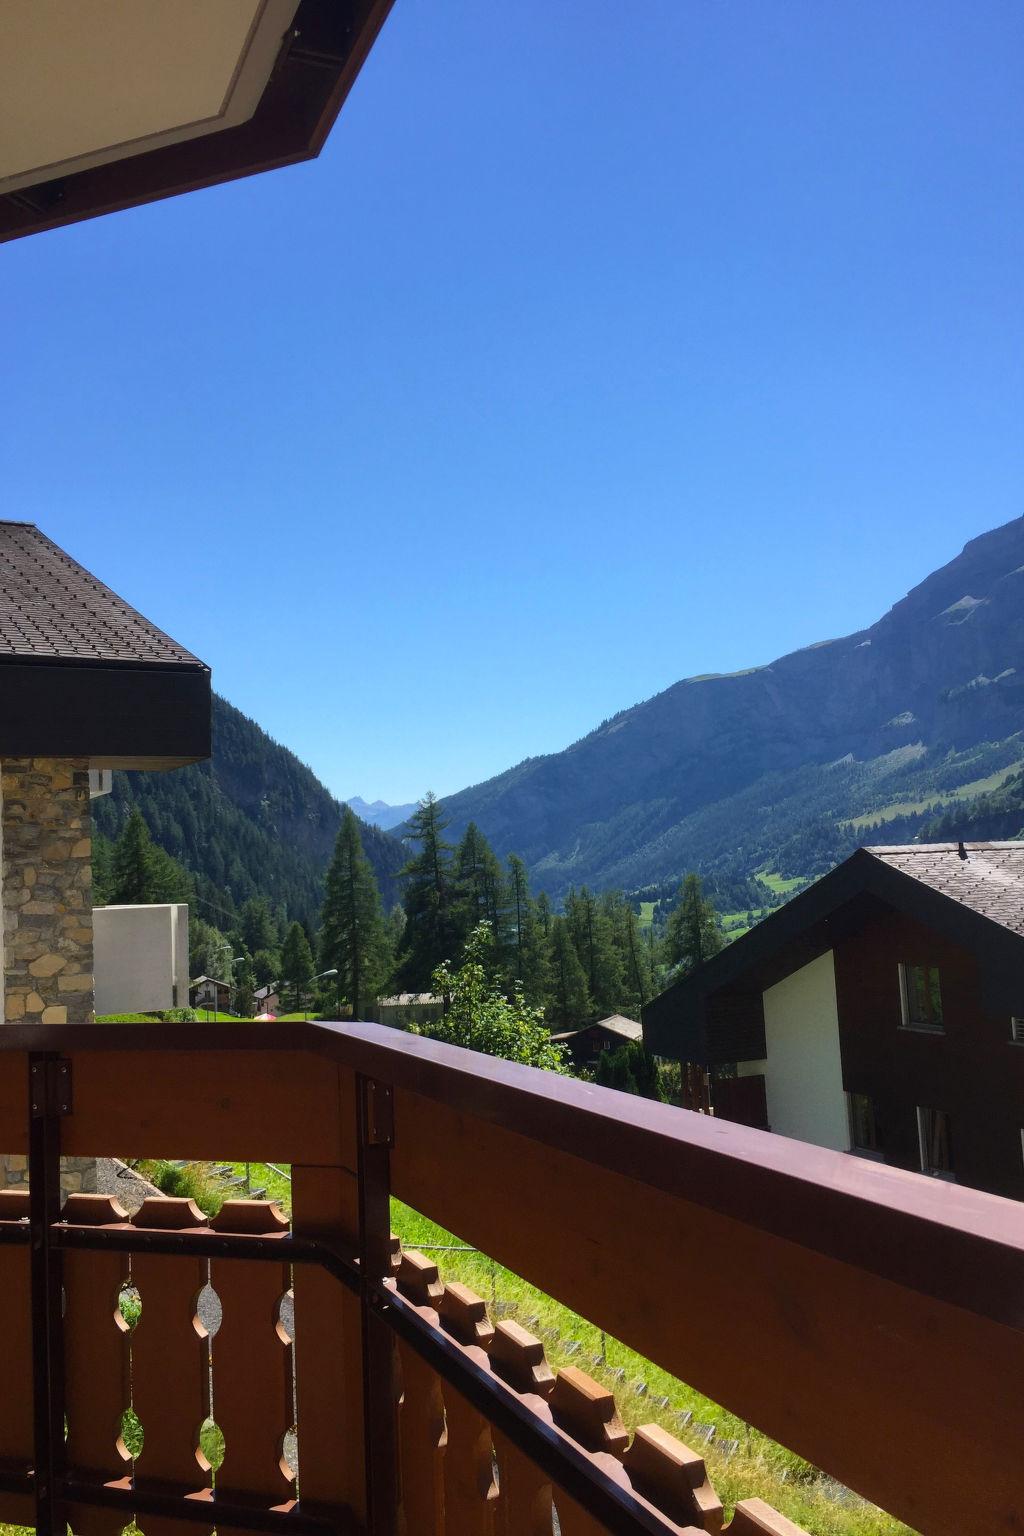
[865,842,1024,938]
[0,521,204,668]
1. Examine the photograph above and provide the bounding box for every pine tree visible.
[619,901,654,1012]
[239,896,279,957]
[280,922,315,1011]
[397,793,460,989]
[565,887,624,1015]
[110,808,155,903]
[320,807,391,1020]
[506,854,550,1002]
[454,823,507,952]
[548,915,591,1027]
[663,873,724,975]
[110,808,193,905]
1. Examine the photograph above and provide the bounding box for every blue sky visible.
[4,0,1022,804]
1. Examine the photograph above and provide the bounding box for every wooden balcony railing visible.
[0,1020,1021,1536]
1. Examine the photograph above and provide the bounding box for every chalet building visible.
[190,976,232,1014]
[551,1013,643,1069]
[643,843,1024,1201]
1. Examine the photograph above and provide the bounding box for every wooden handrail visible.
[0,1021,1021,1535]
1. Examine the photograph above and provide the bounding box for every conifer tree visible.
[280,922,315,1011]
[594,1040,664,1101]
[110,808,155,904]
[110,808,192,905]
[548,915,591,1027]
[320,807,391,1020]
[565,887,624,1015]
[619,901,654,1011]
[663,873,724,975]
[454,823,507,951]
[397,793,460,989]
[239,896,279,957]
[506,854,550,1002]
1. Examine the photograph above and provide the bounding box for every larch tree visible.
[454,823,507,951]
[548,914,591,1027]
[320,806,391,1021]
[663,873,724,976]
[397,793,460,989]
[507,854,550,1003]
[565,887,624,1015]
[280,922,315,1012]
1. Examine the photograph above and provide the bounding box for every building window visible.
[899,964,944,1031]
[848,1093,880,1154]
[917,1106,954,1178]
[1011,1017,1024,1044]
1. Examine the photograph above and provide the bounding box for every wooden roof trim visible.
[0,0,394,245]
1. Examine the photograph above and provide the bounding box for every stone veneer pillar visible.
[1,757,96,1193]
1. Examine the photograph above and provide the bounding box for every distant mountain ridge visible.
[93,695,407,928]
[438,518,1024,897]
[346,795,418,831]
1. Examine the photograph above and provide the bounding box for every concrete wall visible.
[744,950,849,1152]
[93,902,189,1015]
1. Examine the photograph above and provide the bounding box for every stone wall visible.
[1,757,96,1193]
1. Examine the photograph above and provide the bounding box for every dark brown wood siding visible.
[834,912,1024,1201]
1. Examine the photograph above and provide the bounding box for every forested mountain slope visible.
[440,518,1024,897]
[92,695,406,929]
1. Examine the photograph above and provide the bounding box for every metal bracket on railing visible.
[361,1078,394,1147]
[30,1058,72,1118]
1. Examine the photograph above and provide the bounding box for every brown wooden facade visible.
[835,908,1024,1201]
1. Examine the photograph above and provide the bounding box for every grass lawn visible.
[844,757,1024,831]
[216,1162,911,1536]
[756,871,806,895]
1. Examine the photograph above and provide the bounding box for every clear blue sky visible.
[4,0,1022,804]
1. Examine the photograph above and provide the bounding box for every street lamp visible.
[305,968,338,1022]
[207,946,246,1021]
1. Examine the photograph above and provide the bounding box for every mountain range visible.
[100,518,1024,927]
[436,517,1024,899]
[345,796,419,831]
[92,695,407,931]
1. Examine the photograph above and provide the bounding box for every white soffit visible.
[0,0,300,196]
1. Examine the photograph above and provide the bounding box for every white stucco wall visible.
[93,903,189,1015]
[749,950,849,1151]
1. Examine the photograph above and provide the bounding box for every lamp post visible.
[305,968,337,1022]
[208,945,246,1021]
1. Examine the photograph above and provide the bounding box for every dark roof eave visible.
[642,849,1024,1055]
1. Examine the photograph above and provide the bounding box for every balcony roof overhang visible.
[0,0,394,245]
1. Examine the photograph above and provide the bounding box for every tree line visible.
[95,794,726,1032]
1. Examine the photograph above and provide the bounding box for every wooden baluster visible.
[623,1422,724,1532]
[549,1367,629,1536]
[395,1250,446,1535]
[727,1498,812,1535]
[62,1194,132,1536]
[0,1189,33,1527]
[437,1283,498,1535]
[486,1319,555,1536]
[208,1200,293,1511]
[129,1196,212,1536]
[291,1162,367,1524]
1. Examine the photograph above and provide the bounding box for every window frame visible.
[898,962,945,1034]
[1011,1017,1024,1045]
[847,1092,884,1161]
[917,1104,955,1181]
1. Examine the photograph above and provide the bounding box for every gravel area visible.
[95,1157,164,1215]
